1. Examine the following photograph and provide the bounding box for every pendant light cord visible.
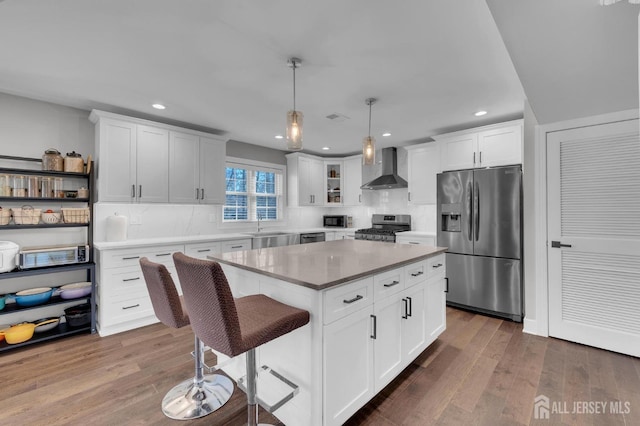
[368,101,372,137]
[292,62,296,111]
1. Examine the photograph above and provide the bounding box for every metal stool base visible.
[161,373,234,420]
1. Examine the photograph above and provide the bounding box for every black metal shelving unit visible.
[0,155,96,353]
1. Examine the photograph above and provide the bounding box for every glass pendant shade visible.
[362,136,375,165]
[286,110,303,150]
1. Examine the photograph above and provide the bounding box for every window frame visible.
[222,157,286,225]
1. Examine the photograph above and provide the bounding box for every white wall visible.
[522,99,539,333]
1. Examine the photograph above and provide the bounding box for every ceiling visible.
[0,1,637,157]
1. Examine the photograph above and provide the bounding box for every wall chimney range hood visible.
[360,147,408,190]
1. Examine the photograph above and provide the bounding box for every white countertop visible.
[93,227,357,250]
[209,239,447,290]
[93,233,253,250]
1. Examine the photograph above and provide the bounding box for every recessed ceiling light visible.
[382,132,391,137]
[152,103,166,110]
[275,135,284,139]
[322,146,330,151]
[474,110,487,116]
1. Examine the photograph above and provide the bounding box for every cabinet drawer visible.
[100,266,148,297]
[221,239,251,252]
[404,260,428,288]
[102,244,183,268]
[426,254,446,279]
[373,267,404,301]
[185,241,222,259]
[98,295,154,325]
[323,277,374,325]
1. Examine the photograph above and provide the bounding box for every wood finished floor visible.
[1,307,639,426]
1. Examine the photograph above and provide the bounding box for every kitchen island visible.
[209,239,447,426]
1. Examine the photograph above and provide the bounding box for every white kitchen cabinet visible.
[406,142,440,204]
[96,237,252,336]
[322,260,443,424]
[221,239,251,252]
[286,153,324,206]
[90,110,227,204]
[426,277,446,346]
[437,120,523,171]
[136,125,170,202]
[396,233,436,246]
[323,304,375,426]
[169,132,226,204]
[372,291,404,392]
[184,241,222,259]
[342,155,362,206]
[402,281,427,360]
[92,118,169,203]
[325,160,343,205]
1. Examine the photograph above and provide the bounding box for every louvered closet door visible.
[547,118,640,357]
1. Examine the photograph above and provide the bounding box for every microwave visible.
[18,244,89,269]
[323,215,352,228]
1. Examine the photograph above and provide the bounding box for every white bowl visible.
[41,211,61,224]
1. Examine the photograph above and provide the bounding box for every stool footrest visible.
[237,365,299,413]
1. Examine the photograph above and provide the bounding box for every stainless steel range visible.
[355,214,411,243]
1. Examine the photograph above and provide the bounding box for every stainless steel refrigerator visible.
[437,165,523,321]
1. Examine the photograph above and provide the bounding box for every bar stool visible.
[139,257,234,420]
[173,252,310,426]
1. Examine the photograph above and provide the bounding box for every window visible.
[223,160,284,222]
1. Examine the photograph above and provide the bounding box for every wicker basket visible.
[62,207,90,224]
[11,206,42,225]
[0,209,10,226]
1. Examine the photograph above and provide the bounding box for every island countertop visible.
[208,239,447,290]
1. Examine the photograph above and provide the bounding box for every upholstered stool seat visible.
[173,252,310,426]
[139,257,234,420]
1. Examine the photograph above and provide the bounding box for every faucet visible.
[257,212,263,232]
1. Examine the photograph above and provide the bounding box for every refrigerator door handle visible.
[474,181,480,242]
[467,181,473,241]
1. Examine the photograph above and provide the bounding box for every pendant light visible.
[362,98,377,165]
[286,57,303,150]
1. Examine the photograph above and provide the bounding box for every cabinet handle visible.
[411,271,424,277]
[479,151,482,164]
[230,245,242,249]
[122,256,140,260]
[402,298,408,319]
[122,277,140,282]
[200,188,204,200]
[197,249,211,253]
[131,184,135,198]
[343,295,363,304]
[155,253,171,257]
[196,188,200,200]
[138,185,142,198]
[473,152,476,165]
[359,194,361,203]
[122,304,140,310]
[432,263,443,268]
[408,192,411,202]
[445,277,449,293]
[407,296,413,317]
[370,314,377,339]
[383,280,400,288]
[409,242,420,245]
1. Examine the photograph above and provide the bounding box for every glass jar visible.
[52,177,64,198]
[11,175,26,197]
[0,174,11,197]
[40,177,52,198]
[42,148,64,171]
[26,176,40,197]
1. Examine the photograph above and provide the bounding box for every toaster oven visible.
[18,244,89,269]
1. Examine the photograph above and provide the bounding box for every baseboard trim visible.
[523,317,545,336]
